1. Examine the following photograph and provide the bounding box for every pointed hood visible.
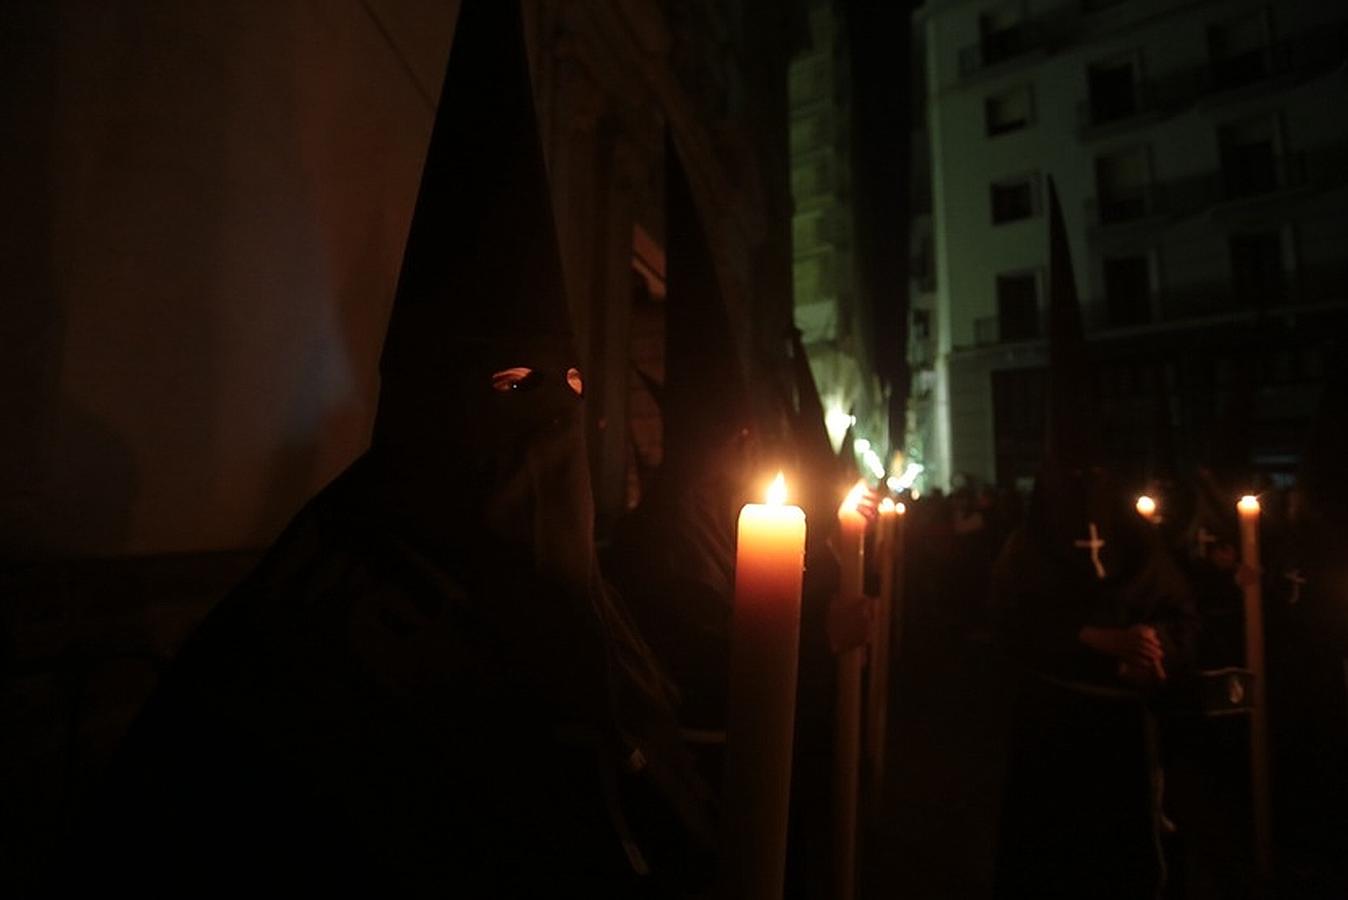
[785,326,846,527]
[1027,177,1149,585]
[1145,363,1176,484]
[837,419,858,482]
[1297,345,1348,525]
[1044,175,1096,469]
[657,132,752,479]
[1203,372,1254,490]
[357,1,681,745]
[377,0,572,393]
[788,326,837,471]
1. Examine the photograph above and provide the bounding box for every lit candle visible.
[1238,494,1271,877]
[720,473,806,900]
[833,479,869,900]
[1135,494,1158,522]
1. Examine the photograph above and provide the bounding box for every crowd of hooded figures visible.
[61,1,1346,898]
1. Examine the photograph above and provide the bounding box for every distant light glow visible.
[839,479,869,515]
[767,472,788,506]
[896,501,907,515]
[862,447,886,479]
[855,438,871,453]
[889,462,925,492]
[825,405,857,452]
[1135,495,1157,519]
[878,497,896,515]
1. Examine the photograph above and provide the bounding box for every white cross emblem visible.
[1284,569,1307,605]
[1074,522,1107,580]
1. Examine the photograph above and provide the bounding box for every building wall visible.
[2,0,803,559]
[788,1,884,452]
[918,0,1348,487]
[2,0,457,558]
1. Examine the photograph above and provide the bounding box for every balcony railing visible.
[961,267,1347,349]
[1085,154,1312,228]
[1068,22,1345,132]
[973,313,1041,346]
[1077,81,1161,133]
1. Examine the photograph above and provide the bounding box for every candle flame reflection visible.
[767,472,788,506]
[1238,495,1260,513]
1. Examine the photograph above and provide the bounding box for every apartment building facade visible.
[912,0,1348,490]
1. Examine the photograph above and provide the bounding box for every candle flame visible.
[1238,494,1260,513]
[1135,495,1157,518]
[839,479,869,515]
[766,472,788,506]
[878,497,896,515]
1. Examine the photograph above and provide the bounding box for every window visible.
[790,110,829,155]
[1219,114,1282,199]
[1087,56,1138,125]
[789,57,828,105]
[791,156,833,202]
[997,271,1039,340]
[1230,231,1287,308]
[986,85,1034,136]
[986,85,1035,137]
[792,211,827,252]
[1094,147,1150,223]
[1102,255,1152,327]
[1208,7,1273,90]
[979,5,1026,66]
[912,308,932,341]
[991,175,1038,224]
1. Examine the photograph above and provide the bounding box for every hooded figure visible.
[1264,347,1348,864]
[604,133,754,738]
[786,326,849,530]
[991,177,1196,900]
[75,3,711,894]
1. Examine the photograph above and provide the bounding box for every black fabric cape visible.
[72,462,711,897]
[991,518,1197,900]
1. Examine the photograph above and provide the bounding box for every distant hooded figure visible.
[75,2,711,895]
[991,178,1197,900]
[1265,346,1348,862]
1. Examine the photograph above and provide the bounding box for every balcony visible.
[973,313,1041,347]
[1073,22,1346,136]
[1085,154,1311,228]
[1218,151,1307,203]
[961,266,1347,351]
[958,17,1064,77]
[1076,81,1174,136]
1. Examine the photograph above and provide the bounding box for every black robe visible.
[73,463,712,897]
[991,524,1197,900]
